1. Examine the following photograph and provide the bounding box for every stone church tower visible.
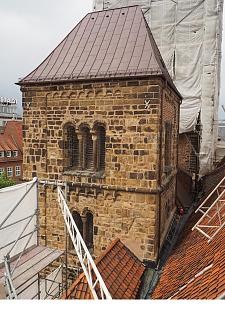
[18,6,181,263]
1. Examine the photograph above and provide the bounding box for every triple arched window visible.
[64,124,105,173]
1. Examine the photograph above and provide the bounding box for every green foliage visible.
[0,174,16,189]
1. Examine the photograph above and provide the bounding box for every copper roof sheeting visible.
[19,6,180,95]
[62,239,145,299]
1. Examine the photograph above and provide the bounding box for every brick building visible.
[18,6,181,263]
[0,121,23,182]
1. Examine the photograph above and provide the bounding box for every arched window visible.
[96,126,106,172]
[85,212,93,248]
[64,125,79,169]
[69,211,83,250]
[81,127,93,170]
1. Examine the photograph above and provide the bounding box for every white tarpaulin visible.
[0,179,38,263]
[93,0,224,174]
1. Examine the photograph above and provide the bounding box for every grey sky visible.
[0,0,224,119]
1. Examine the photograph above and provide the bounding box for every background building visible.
[0,121,23,182]
[0,97,22,129]
[93,0,224,177]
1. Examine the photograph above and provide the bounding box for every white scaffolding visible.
[192,176,225,241]
[0,179,65,299]
[0,179,111,300]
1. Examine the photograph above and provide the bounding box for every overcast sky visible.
[0,0,224,119]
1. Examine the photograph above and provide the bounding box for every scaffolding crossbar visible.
[192,176,225,241]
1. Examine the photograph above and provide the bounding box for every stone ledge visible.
[63,170,105,179]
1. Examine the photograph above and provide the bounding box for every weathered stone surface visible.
[21,78,180,262]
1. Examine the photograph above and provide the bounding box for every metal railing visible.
[192,176,225,241]
[57,186,112,300]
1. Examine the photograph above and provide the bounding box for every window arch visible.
[81,126,93,170]
[96,126,106,172]
[85,211,93,248]
[64,125,79,169]
[69,211,83,250]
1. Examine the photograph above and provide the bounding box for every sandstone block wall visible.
[21,77,180,262]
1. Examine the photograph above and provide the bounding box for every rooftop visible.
[62,238,145,299]
[0,121,22,153]
[152,195,225,299]
[18,6,180,96]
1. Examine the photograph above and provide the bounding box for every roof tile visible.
[62,238,145,299]
[152,189,225,300]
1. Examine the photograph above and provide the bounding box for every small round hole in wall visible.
[122,12,125,15]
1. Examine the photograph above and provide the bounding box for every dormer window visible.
[6,151,11,157]
[12,150,18,157]
[0,151,4,158]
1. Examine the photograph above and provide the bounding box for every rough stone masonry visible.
[18,6,181,264]
[21,78,180,263]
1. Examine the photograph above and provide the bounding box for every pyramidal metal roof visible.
[19,5,179,95]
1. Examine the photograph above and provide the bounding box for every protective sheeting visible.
[93,0,224,174]
[0,179,38,263]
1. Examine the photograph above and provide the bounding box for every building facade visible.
[19,6,181,263]
[0,97,22,129]
[0,121,23,182]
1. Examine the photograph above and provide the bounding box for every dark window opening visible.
[86,212,93,248]
[65,125,79,169]
[82,127,93,170]
[164,122,172,171]
[69,211,83,250]
[96,126,106,171]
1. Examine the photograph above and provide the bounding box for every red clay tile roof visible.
[0,121,22,153]
[18,6,180,97]
[62,239,145,299]
[152,200,225,299]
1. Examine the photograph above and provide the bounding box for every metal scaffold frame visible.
[192,176,225,242]
[0,178,111,299]
[0,178,65,300]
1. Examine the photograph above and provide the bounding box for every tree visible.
[0,174,16,189]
